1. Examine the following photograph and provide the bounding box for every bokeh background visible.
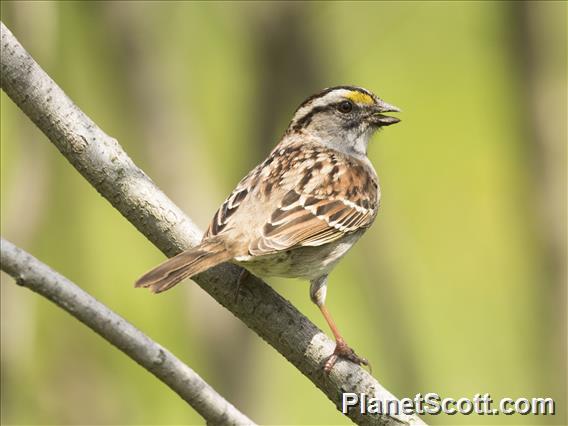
[1,1,566,425]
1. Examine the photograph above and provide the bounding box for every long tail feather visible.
[135,240,232,293]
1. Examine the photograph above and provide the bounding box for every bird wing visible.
[204,142,379,257]
[249,143,379,256]
[205,182,250,238]
[248,186,376,256]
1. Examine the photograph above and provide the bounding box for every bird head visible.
[287,86,400,157]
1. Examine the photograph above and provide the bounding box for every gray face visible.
[287,86,400,157]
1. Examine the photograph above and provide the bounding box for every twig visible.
[0,238,255,426]
[0,21,425,426]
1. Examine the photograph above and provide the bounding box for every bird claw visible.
[324,339,370,374]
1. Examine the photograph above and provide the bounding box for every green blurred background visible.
[1,1,566,425]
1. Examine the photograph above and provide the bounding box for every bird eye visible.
[337,100,353,113]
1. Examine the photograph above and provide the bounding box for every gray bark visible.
[0,238,255,426]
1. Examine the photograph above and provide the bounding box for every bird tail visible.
[135,240,232,294]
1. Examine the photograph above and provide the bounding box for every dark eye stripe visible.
[291,100,359,132]
[291,105,331,131]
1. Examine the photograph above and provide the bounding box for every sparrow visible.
[136,86,400,373]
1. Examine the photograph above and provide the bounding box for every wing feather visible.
[204,141,379,258]
[249,186,376,256]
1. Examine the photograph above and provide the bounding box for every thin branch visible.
[0,22,425,426]
[0,238,255,426]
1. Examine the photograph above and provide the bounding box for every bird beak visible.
[372,99,401,126]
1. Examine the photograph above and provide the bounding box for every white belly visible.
[234,232,363,281]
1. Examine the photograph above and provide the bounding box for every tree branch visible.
[0,238,255,425]
[0,21,424,426]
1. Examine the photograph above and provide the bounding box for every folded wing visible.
[249,187,376,256]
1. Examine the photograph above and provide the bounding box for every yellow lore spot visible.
[346,91,374,105]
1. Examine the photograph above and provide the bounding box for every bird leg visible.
[310,276,369,374]
[318,303,369,373]
[234,268,250,303]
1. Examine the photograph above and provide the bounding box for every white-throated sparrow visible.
[136,86,400,372]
